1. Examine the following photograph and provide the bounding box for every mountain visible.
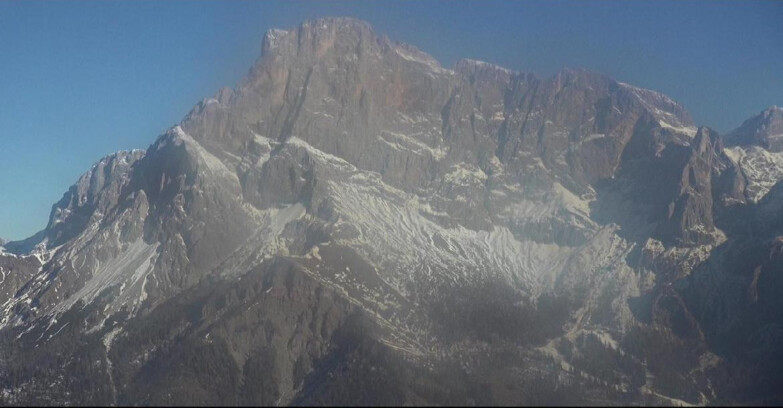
[722,106,783,203]
[1,17,781,405]
[727,106,783,152]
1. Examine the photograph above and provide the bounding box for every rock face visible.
[1,17,782,405]
[722,106,783,204]
[728,106,783,152]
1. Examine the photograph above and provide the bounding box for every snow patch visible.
[172,126,239,184]
[377,131,447,160]
[444,163,487,186]
[725,145,783,202]
[264,28,289,51]
[394,46,453,76]
[659,120,698,137]
[460,58,518,76]
[54,240,159,313]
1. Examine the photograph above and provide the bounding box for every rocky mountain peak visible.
[3,17,782,406]
[615,82,694,131]
[727,105,783,151]
[4,150,146,255]
[257,17,382,62]
[44,149,145,243]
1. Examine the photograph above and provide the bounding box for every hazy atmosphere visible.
[1,0,781,240]
[1,2,783,405]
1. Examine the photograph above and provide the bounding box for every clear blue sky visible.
[1,1,781,241]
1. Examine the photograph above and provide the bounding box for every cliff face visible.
[1,17,781,405]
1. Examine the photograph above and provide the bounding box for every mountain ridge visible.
[1,17,782,406]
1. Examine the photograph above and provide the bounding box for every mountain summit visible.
[1,18,781,405]
[728,105,783,151]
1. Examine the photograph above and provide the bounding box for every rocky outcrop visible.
[654,127,721,246]
[0,254,40,324]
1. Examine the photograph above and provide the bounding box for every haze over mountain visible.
[1,17,782,405]
[4,1,782,242]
